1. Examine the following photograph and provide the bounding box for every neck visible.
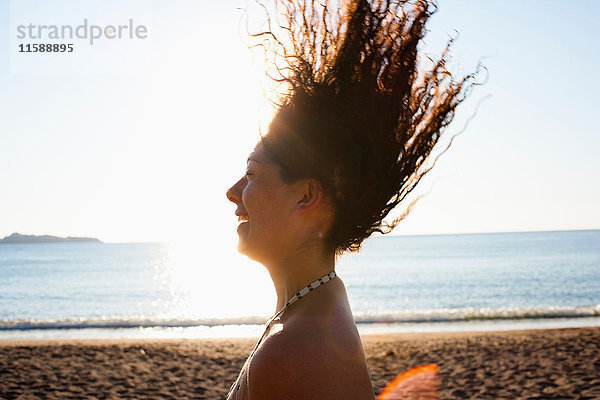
[266,247,336,312]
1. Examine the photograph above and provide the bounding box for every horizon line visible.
[76,227,600,244]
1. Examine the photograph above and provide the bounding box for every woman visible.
[226,0,480,398]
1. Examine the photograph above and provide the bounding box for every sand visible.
[0,327,598,399]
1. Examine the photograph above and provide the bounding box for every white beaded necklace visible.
[265,270,337,327]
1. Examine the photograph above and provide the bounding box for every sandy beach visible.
[1,327,598,399]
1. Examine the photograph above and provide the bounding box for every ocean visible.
[1,230,599,339]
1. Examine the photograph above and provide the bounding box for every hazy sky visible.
[1,0,599,246]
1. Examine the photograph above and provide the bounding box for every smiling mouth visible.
[238,215,249,222]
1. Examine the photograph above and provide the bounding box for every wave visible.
[0,316,269,331]
[1,305,599,331]
[353,304,600,324]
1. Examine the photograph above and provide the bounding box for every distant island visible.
[0,233,102,244]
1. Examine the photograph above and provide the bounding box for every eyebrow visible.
[247,154,259,164]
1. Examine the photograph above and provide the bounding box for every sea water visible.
[0,230,598,339]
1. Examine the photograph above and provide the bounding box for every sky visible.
[1,0,599,247]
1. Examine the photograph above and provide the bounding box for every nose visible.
[226,176,245,204]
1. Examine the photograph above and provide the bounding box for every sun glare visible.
[159,238,274,320]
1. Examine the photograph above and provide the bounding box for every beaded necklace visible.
[265,270,337,327]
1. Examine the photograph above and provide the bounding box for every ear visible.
[293,179,324,215]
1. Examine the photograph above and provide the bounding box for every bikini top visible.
[225,271,337,400]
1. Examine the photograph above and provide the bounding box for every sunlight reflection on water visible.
[156,241,274,319]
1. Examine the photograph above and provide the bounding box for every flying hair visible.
[244,0,485,254]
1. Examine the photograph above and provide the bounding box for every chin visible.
[236,239,267,264]
[236,237,253,258]
[236,241,248,255]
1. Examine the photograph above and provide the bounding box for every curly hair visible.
[247,0,483,254]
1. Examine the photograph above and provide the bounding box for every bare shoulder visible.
[247,317,375,400]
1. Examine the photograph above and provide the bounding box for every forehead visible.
[247,141,266,163]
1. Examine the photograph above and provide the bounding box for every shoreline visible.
[1,327,598,399]
[1,315,599,341]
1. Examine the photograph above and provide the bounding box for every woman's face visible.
[226,141,299,263]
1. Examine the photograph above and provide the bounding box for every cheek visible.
[243,184,288,229]
[241,183,265,225]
